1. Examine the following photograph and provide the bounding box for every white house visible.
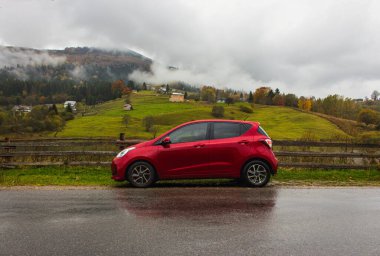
[64,101,77,111]
[12,105,32,113]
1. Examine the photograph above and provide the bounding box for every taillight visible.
[260,138,272,149]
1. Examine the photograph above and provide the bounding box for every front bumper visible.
[111,159,126,181]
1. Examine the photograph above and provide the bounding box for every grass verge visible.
[0,167,380,187]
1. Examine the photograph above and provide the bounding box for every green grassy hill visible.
[56,91,349,140]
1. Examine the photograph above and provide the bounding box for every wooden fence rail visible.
[0,161,376,170]
[0,139,379,169]
[0,150,379,158]
[1,139,380,148]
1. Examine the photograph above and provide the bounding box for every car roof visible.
[182,119,260,126]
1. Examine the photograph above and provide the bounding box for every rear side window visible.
[240,124,252,135]
[257,126,269,137]
[213,122,252,139]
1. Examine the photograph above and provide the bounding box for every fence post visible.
[118,133,125,150]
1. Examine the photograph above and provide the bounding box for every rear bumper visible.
[272,158,278,175]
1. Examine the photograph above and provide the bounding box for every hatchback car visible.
[112,120,278,188]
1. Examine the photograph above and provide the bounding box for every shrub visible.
[357,109,380,125]
[212,106,224,118]
[142,115,155,131]
[239,105,253,113]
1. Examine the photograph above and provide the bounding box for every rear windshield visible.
[257,126,270,137]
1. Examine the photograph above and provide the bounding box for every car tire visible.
[242,160,271,187]
[127,161,156,188]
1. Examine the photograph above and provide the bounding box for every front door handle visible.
[238,140,250,145]
[194,144,206,148]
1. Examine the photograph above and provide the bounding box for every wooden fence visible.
[0,138,379,170]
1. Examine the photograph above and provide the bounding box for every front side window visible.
[168,123,208,144]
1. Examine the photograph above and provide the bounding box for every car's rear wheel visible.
[127,161,156,188]
[242,160,271,187]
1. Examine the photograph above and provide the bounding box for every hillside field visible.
[55,91,349,140]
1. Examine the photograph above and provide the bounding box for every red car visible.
[112,120,278,188]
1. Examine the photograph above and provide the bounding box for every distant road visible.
[1,187,380,255]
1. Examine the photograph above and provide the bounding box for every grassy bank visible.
[1,167,379,187]
[56,91,348,140]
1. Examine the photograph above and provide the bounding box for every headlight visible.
[116,147,136,158]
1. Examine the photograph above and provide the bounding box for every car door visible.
[156,122,211,178]
[208,122,252,176]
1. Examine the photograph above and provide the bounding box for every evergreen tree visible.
[248,91,254,103]
[66,104,73,113]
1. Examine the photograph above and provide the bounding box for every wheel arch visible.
[125,159,160,180]
[241,157,275,175]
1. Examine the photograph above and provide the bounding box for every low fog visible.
[0,0,379,98]
[0,46,65,68]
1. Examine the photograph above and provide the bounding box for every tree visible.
[225,97,235,105]
[65,103,73,113]
[272,94,285,106]
[211,106,224,117]
[142,82,147,90]
[371,90,379,101]
[184,91,188,100]
[285,94,298,107]
[253,87,270,104]
[266,89,275,105]
[166,84,170,94]
[200,86,216,103]
[298,97,312,111]
[112,80,132,98]
[357,109,380,125]
[50,104,58,115]
[248,91,254,103]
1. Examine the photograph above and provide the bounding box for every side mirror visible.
[161,136,171,145]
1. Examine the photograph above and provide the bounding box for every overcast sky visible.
[0,0,379,98]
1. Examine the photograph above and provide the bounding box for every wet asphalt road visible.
[1,186,380,256]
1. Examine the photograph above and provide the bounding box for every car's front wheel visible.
[242,160,271,187]
[127,161,156,188]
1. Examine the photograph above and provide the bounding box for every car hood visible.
[132,140,151,148]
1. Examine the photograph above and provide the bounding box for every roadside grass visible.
[1,167,379,187]
[56,91,348,140]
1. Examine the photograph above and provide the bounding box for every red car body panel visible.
[112,120,278,182]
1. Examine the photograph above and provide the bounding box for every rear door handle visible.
[238,140,250,145]
[194,144,206,148]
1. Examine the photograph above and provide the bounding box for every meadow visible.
[57,91,348,140]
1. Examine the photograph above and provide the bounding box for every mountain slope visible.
[0,46,151,81]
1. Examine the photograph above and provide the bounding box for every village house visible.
[12,105,32,113]
[169,92,185,102]
[64,101,77,111]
